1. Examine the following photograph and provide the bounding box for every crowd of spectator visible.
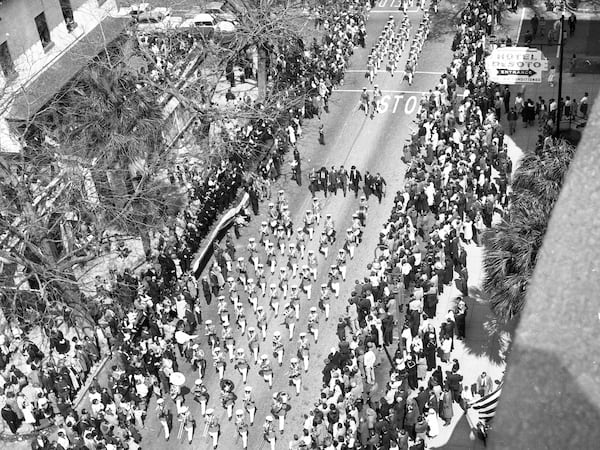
[0,0,375,448]
[292,0,511,448]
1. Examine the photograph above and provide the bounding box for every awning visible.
[8,16,129,122]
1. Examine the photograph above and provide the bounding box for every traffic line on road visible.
[370,9,423,13]
[335,89,429,94]
[345,69,443,75]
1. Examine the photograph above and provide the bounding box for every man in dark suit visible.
[363,171,372,200]
[349,165,362,198]
[328,166,338,195]
[372,173,387,203]
[318,166,328,196]
[337,165,349,197]
[446,367,464,404]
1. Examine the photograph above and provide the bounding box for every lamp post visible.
[555,14,565,137]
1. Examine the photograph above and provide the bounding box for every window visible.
[35,12,52,49]
[0,41,16,78]
[59,0,76,32]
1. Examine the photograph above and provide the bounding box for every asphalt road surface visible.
[139,2,457,449]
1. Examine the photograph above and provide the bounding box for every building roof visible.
[7,16,129,122]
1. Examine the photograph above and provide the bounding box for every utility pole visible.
[555,15,565,137]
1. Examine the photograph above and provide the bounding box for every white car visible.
[181,13,236,40]
[136,7,183,31]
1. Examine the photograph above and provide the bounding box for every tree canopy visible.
[483,140,576,323]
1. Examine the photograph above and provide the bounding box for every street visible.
[137,3,458,450]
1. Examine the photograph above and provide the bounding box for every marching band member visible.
[212,346,226,380]
[156,398,170,441]
[345,228,357,259]
[289,357,302,396]
[193,379,209,416]
[243,386,256,425]
[268,284,280,318]
[234,301,247,335]
[298,333,311,372]
[245,277,258,313]
[318,230,329,258]
[177,405,194,444]
[300,265,312,300]
[272,330,285,366]
[247,327,260,364]
[278,266,289,299]
[263,415,277,450]
[235,409,249,449]
[247,237,259,270]
[222,324,235,361]
[235,348,250,384]
[259,354,274,389]
[308,306,320,342]
[255,263,267,297]
[324,213,336,243]
[312,197,322,224]
[265,240,277,274]
[295,227,306,258]
[236,256,248,288]
[257,305,268,339]
[287,243,299,278]
[319,283,331,321]
[337,248,348,281]
[303,210,315,241]
[307,250,318,281]
[205,408,220,449]
[271,391,290,434]
[283,302,296,341]
[289,285,301,319]
[329,264,341,298]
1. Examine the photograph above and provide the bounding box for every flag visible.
[465,383,503,441]
[470,383,503,423]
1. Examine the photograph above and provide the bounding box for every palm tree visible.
[483,140,576,322]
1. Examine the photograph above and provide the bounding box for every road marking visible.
[346,70,443,75]
[370,9,423,13]
[336,89,428,94]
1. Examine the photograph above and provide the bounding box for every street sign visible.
[485,47,548,84]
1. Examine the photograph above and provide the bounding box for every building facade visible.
[0,0,122,152]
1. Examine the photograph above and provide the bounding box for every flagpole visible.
[555,14,565,137]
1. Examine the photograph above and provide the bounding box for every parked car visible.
[203,1,237,23]
[181,13,235,41]
[135,7,183,31]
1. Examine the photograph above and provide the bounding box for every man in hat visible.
[289,357,302,396]
[243,386,256,425]
[298,333,311,372]
[156,398,171,440]
[235,409,249,449]
[259,354,274,389]
[308,307,320,342]
[235,348,250,384]
[272,331,285,366]
[263,415,277,450]
[177,405,194,444]
[349,166,362,198]
[193,380,209,416]
[205,408,220,449]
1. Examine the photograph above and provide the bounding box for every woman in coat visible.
[439,387,454,425]
[423,331,437,371]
